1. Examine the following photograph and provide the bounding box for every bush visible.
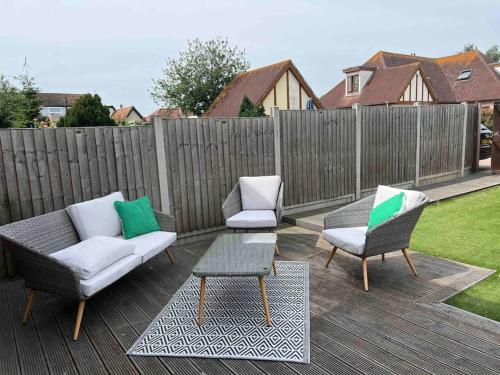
[58,94,116,127]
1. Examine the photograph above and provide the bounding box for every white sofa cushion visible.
[116,231,177,263]
[239,176,281,210]
[374,185,426,213]
[50,236,135,280]
[322,226,367,255]
[80,254,141,297]
[226,210,277,228]
[66,192,124,240]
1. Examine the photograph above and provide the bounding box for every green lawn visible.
[410,186,500,322]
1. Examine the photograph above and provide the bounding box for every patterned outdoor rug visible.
[128,261,310,363]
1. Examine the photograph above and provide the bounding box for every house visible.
[321,51,500,109]
[107,105,116,117]
[145,107,193,122]
[38,93,83,120]
[490,62,500,75]
[205,60,323,117]
[111,106,144,125]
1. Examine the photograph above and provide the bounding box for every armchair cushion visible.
[322,226,367,255]
[368,192,404,229]
[226,210,277,228]
[374,185,426,214]
[49,236,135,280]
[116,231,177,263]
[239,176,281,210]
[66,191,124,240]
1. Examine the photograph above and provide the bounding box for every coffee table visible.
[192,233,277,326]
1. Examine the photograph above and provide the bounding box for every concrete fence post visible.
[460,102,468,177]
[272,106,281,177]
[152,116,171,214]
[353,104,362,200]
[415,103,422,187]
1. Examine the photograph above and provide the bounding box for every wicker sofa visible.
[0,192,176,340]
[323,185,428,291]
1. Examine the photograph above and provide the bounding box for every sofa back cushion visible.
[66,192,124,241]
[239,176,281,210]
[374,185,426,214]
[50,236,135,280]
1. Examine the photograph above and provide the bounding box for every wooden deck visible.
[1,224,499,375]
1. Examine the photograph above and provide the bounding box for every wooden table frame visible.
[197,259,276,327]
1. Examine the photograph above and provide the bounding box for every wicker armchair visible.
[323,190,428,291]
[222,176,283,254]
[0,208,175,340]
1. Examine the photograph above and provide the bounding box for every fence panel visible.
[280,109,356,207]
[361,106,417,191]
[160,117,274,234]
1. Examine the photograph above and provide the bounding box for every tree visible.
[486,45,500,63]
[0,75,19,128]
[58,94,116,127]
[462,43,478,52]
[238,95,266,117]
[12,66,43,128]
[151,37,250,117]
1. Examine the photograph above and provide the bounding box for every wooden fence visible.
[0,103,479,277]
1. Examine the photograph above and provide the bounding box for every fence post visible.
[353,104,361,200]
[474,102,482,170]
[460,102,468,177]
[272,107,281,177]
[415,103,421,187]
[152,116,171,214]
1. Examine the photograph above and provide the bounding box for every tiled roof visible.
[38,93,83,107]
[146,107,190,121]
[322,50,500,108]
[111,106,142,121]
[205,60,322,117]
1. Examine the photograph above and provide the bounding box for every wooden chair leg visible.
[258,276,272,326]
[402,249,418,276]
[197,276,207,326]
[381,253,385,262]
[164,248,175,264]
[274,244,280,256]
[325,246,337,268]
[362,258,369,291]
[73,300,86,341]
[22,289,36,325]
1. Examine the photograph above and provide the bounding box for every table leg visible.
[197,276,206,325]
[258,276,272,326]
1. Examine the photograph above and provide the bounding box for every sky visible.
[1,0,499,116]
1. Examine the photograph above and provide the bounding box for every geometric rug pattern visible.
[128,261,310,363]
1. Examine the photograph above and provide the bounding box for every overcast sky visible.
[1,0,499,116]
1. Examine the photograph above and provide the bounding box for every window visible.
[457,69,472,81]
[49,107,63,114]
[347,74,360,94]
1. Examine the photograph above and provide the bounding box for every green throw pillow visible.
[114,196,161,239]
[368,192,404,230]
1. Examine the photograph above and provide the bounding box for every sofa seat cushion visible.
[374,185,426,214]
[226,210,277,228]
[50,236,135,280]
[80,255,141,297]
[66,192,124,240]
[239,176,281,210]
[322,226,367,255]
[116,231,177,263]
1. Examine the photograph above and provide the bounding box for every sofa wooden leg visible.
[325,247,337,268]
[272,259,277,276]
[165,248,175,264]
[362,258,369,291]
[22,289,36,325]
[274,244,280,256]
[402,249,418,276]
[73,300,86,341]
[381,253,385,262]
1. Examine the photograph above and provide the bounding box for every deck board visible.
[1,224,499,375]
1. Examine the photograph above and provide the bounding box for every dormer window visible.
[457,69,472,81]
[347,74,360,94]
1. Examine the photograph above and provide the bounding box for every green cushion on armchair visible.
[114,196,161,239]
[368,192,404,229]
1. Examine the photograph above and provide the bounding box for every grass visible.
[410,186,500,322]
